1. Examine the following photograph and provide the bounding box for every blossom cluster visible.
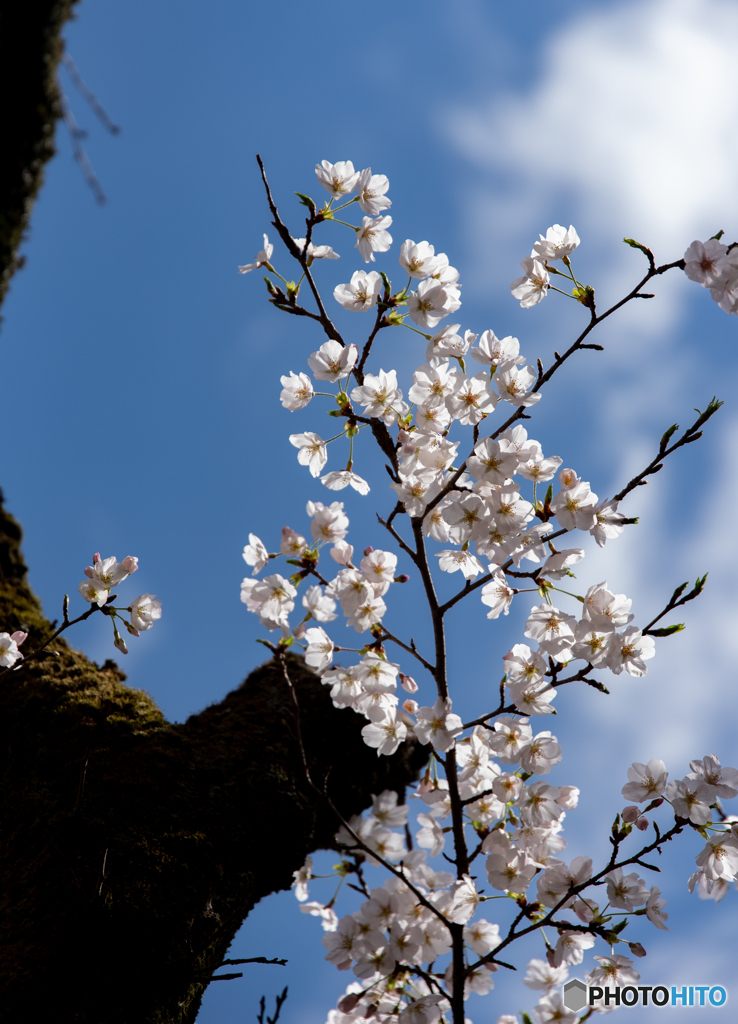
[290,749,737,1024]
[683,237,738,315]
[622,756,738,903]
[237,158,732,1024]
[78,553,162,654]
[508,226,737,316]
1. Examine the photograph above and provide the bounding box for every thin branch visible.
[421,256,688,519]
[61,53,120,134]
[0,598,109,680]
[59,95,106,205]
[380,626,435,675]
[256,155,344,345]
[612,399,723,504]
[269,649,453,931]
[219,957,287,967]
[469,819,685,973]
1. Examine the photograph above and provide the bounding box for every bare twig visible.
[61,53,120,134]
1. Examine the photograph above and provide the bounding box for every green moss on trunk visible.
[0,493,426,1022]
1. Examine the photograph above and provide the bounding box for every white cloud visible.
[437,0,738,827]
[445,0,738,259]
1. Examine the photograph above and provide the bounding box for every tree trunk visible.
[0,494,425,1022]
[0,7,425,1020]
[0,0,80,311]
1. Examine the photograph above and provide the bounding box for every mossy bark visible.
[0,493,426,1022]
[0,0,80,312]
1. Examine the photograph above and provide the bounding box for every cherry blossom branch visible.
[379,626,435,674]
[420,255,690,518]
[0,593,113,679]
[355,302,390,380]
[460,681,510,730]
[268,647,453,932]
[377,511,419,565]
[256,155,344,346]
[439,398,719,621]
[641,575,708,635]
[612,398,722,503]
[407,965,452,1003]
[470,818,686,974]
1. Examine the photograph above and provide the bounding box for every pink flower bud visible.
[292,622,307,640]
[10,631,28,646]
[121,556,139,574]
[417,775,435,794]
[93,553,101,564]
[337,995,359,1013]
[114,635,129,655]
[635,816,649,831]
[125,623,141,637]
[363,546,373,556]
[628,941,647,958]
[394,574,410,583]
[546,948,557,968]
[400,673,418,693]
[622,805,641,823]
[402,699,418,714]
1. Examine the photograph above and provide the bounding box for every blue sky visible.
[3,0,738,1021]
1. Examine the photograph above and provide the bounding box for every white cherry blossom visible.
[334,270,383,311]
[242,532,269,575]
[350,369,404,423]
[304,626,335,672]
[315,160,359,199]
[683,238,730,286]
[424,324,470,361]
[0,631,26,668]
[321,471,370,495]
[511,257,550,307]
[606,626,655,676]
[307,500,349,543]
[645,886,669,930]
[355,215,393,263]
[413,698,463,752]
[280,370,314,410]
[408,279,461,329]
[280,526,307,556]
[472,331,524,369]
[238,233,273,273]
[604,868,649,910]
[688,754,738,799]
[356,168,391,216]
[399,240,442,279]
[290,431,328,477]
[308,340,359,381]
[130,594,162,632]
[480,571,515,619]
[292,237,340,261]
[532,224,580,261]
[494,363,541,407]
[621,759,669,802]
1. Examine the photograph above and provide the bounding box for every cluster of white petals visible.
[234,161,737,1024]
[76,552,160,654]
[684,238,738,314]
